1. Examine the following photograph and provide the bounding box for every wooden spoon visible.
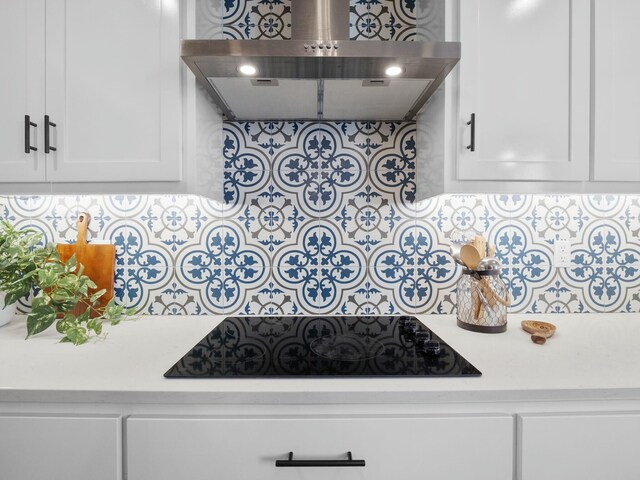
[521,320,557,345]
[460,244,482,270]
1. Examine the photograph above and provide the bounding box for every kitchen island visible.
[1,313,639,480]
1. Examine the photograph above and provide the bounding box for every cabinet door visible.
[44,0,181,182]
[457,0,590,181]
[519,412,640,480]
[0,414,121,480]
[0,0,46,182]
[593,0,640,181]
[127,415,513,480]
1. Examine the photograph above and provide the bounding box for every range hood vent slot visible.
[363,79,390,87]
[251,79,279,87]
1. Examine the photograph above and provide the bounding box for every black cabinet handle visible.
[24,115,37,153]
[45,115,57,153]
[275,451,365,467]
[466,113,476,152]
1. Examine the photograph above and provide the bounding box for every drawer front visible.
[0,414,121,480]
[519,412,640,480]
[127,415,513,480]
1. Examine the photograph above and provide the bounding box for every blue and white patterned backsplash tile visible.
[2,121,639,316]
[220,0,415,41]
[349,0,416,41]
[3,0,636,317]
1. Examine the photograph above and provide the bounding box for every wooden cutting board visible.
[56,212,116,317]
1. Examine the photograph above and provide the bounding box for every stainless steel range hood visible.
[181,0,460,121]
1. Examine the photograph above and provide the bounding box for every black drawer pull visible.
[466,113,476,152]
[45,115,57,153]
[24,115,37,153]
[275,451,365,467]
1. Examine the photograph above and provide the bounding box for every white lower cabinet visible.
[0,414,121,480]
[5,408,640,478]
[519,412,640,480]
[126,415,513,480]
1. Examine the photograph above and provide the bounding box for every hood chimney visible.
[291,0,350,40]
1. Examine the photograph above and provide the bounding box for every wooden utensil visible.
[478,279,510,307]
[460,244,483,319]
[56,212,116,317]
[473,235,487,258]
[471,277,483,321]
[476,255,509,316]
[521,320,557,345]
[460,244,482,270]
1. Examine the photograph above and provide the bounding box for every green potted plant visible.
[0,220,134,343]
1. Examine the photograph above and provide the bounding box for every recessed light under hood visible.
[181,0,460,121]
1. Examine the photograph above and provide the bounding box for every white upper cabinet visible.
[593,0,640,182]
[457,0,591,181]
[45,0,181,182]
[0,0,46,182]
[0,0,181,184]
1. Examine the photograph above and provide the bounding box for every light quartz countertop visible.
[0,313,639,405]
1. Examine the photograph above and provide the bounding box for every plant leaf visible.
[64,255,78,273]
[55,313,76,334]
[64,326,88,345]
[89,288,107,304]
[87,318,103,335]
[3,290,23,308]
[77,306,91,324]
[26,304,57,337]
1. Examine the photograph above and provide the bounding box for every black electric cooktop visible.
[165,316,481,378]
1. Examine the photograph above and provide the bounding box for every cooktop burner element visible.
[309,333,385,361]
[164,316,481,378]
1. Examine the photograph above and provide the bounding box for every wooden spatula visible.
[56,212,116,317]
[473,235,487,258]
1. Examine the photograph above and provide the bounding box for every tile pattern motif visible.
[220,0,415,40]
[2,126,639,316]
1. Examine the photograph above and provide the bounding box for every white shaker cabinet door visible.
[457,0,590,181]
[127,415,513,480]
[593,0,640,181]
[0,0,46,182]
[0,414,121,480]
[519,412,640,480]
[44,0,181,182]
